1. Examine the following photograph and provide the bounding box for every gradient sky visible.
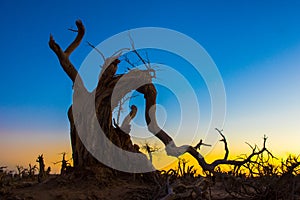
[0,1,299,172]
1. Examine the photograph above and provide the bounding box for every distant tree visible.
[53,152,72,175]
[28,163,37,178]
[36,154,46,182]
[140,142,160,164]
[16,165,24,179]
[46,166,51,175]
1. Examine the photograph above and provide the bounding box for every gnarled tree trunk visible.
[49,20,274,175]
[49,21,145,170]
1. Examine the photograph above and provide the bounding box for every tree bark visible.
[49,20,144,169]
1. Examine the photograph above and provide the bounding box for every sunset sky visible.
[0,1,299,173]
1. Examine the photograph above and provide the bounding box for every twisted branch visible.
[49,20,84,85]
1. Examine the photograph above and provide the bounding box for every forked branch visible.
[49,20,84,84]
[65,20,85,57]
[216,128,229,160]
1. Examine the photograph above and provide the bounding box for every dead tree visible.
[36,154,45,182]
[49,20,273,175]
[53,152,71,175]
[141,142,160,164]
[16,165,25,179]
[28,163,37,178]
[59,153,68,175]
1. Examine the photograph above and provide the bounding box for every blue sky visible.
[0,1,299,169]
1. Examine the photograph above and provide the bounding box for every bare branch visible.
[120,105,138,134]
[124,55,136,69]
[65,20,85,57]
[194,139,211,150]
[49,20,85,87]
[87,41,105,61]
[216,128,229,160]
[128,32,154,73]
[68,28,78,32]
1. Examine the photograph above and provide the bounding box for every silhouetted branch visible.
[216,128,229,160]
[49,20,85,88]
[68,28,78,32]
[87,41,105,62]
[65,20,85,57]
[194,139,211,151]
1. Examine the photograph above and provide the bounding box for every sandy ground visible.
[1,176,155,200]
[1,168,299,200]
[0,170,233,200]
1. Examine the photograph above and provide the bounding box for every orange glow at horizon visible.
[0,130,72,174]
[0,129,298,174]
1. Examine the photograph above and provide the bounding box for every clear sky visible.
[0,1,299,172]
